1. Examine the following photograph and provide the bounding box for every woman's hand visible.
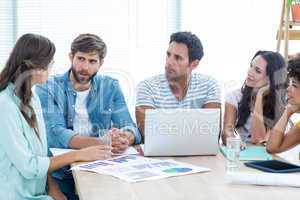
[286,103,300,117]
[49,145,112,173]
[75,145,112,161]
[257,84,270,97]
[221,127,235,145]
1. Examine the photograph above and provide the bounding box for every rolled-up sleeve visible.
[51,125,77,148]
[136,80,155,107]
[111,80,142,144]
[204,77,221,105]
[225,89,241,109]
[0,103,50,180]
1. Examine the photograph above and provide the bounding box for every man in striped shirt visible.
[135,31,221,140]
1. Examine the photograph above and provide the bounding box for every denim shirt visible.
[36,71,141,149]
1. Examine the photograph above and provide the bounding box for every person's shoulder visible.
[192,73,219,89]
[37,73,65,89]
[48,73,66,84]
[192,73,217,83]
[35,76,62,97]
[138,74,166,87]
[225,88,242,104]
[93,75,126,95]
[227,88,242,97]
[0,94,19,131]
[0,89,19,117]
[0,89,12,105]
[93,74,119,86]
[96,74,117,81]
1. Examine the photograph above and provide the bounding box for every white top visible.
[73,89,93,136]
[225,89,252,141]
[136,73,221,108]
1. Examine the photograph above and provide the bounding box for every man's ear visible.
[190,59,199,70]
[69,53,74,62]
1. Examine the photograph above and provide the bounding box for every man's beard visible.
[166,70,187,82]
[71,66,97,84]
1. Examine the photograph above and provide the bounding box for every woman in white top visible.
[0,33,111,200]
[222,51,286,144]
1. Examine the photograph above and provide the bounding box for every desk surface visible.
[72,153,299,200]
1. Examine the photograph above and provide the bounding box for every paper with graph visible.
[72,155,210,182]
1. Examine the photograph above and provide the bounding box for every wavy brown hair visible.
[236,51,287,130]
[0,33,55,138]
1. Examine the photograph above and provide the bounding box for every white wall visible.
[181,0,300,95]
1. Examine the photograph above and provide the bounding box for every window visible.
[0,0,16,70]
[2,1,293,110]
[0,0,179,113]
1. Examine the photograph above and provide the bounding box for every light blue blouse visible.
[0,83,52,200]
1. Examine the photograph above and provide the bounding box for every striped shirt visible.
[136,73,221,108]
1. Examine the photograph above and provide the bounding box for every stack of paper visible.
[220,145,272,161]
[226,172,300,187]
[72,155,210,182]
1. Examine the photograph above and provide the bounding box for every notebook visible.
[220,145,272,161]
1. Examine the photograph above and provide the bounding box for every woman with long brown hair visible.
[222,51,287,145]
[0,33,111,200]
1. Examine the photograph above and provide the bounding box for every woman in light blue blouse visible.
[0,33,111,200]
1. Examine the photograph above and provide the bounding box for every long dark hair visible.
[236,51,286,129]
[0,33,55,138]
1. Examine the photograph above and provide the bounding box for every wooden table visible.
[72,153,299,200]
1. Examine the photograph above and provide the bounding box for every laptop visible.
[144,108,220,156]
